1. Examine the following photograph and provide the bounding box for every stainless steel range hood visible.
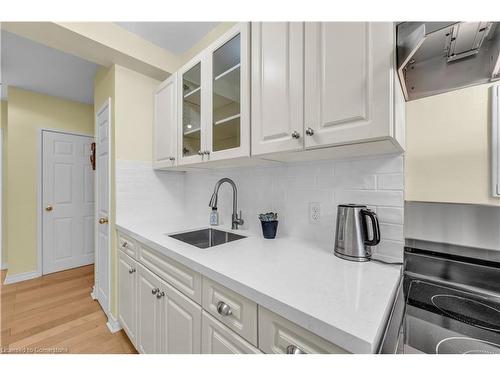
[397,22,500,101]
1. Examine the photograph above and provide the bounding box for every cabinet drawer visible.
[202,312,261,354]
[138,244,202,304]
[117,232,138,259]
[202,277,257,346]
[258,307,348,354]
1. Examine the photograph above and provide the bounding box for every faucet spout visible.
[208,178,244,230]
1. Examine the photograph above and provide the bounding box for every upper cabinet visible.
[304,22,394,148]
[252,22,404,160]
[178,23,250,167]
[153,22,404,170]
[251,22,304,155]
[153,73,178,169]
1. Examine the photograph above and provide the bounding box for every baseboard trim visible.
[3,270,42,285]
[90,286,97,300]
[1,262,7,270]
[106,314,122,334]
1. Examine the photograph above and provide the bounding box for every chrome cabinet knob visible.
[45,205,53,212]
[121,242,128,248]
[151,288,160,295]
[203,150,211,155]
[98,217,109,224]
[291,131,301,139]
[305,127,314,136]
[156,291,165,299]
[197,151,204,156]
[128,268,136,274]
[286,345,306,354]
[216,301,232,316]
[169,156,175,161]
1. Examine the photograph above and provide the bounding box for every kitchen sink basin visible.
[168,228,246,249]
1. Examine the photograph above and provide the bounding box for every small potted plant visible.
[258,212,278,239]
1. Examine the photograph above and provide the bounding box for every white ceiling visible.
[115,22,219,54]
[1,31,99,104]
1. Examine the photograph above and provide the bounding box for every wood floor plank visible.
[1,266,136,354]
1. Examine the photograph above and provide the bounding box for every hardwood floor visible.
[0,265,137,354]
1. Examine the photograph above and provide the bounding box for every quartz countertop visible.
[116,214,402,353]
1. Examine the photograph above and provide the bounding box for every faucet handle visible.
[236,210,244,225]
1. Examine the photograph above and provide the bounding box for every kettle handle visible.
[361,209,380,246]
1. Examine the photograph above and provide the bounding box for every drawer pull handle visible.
[216,301,232,316]
[152,288,160,295]
[128,268,136,274]
[286,345,306,354]
[156,291,165,299]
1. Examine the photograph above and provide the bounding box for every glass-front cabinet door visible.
[178,59,204,165]
[207,23,250,161]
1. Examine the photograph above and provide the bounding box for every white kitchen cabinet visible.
[251,22,304,156]
[177,23,250,166]
[492,84,500,198]
[137,264,162,354]
[201,312,262,354]
[304,22,395,148]
[258,307,348,354]
[158,278,202,354]
[153,73,178,169]
[118,252,138,347]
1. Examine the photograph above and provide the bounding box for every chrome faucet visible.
[208,178,244,230]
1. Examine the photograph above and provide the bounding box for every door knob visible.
[291,131,301,139]
[98,217,109,224]
[305,127,314,136]
[45,205,53,212]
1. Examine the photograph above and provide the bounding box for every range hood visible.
[397,22,500,101]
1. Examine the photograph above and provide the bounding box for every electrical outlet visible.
[309,202,321,223]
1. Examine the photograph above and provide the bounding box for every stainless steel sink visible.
[168,228,246,249]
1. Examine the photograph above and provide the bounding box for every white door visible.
[251,22,304,156]
[304,22,394,148]
[178,56,205,165]
[118,251,137,346]
[159,278,202,354]
[95,99,111,314]
[153,73,178,169]
[205,22,250,162]
[137,264,161,354]
[42,130,94,274]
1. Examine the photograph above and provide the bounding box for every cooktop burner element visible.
[431,294,500,333]
[436,337,500,354]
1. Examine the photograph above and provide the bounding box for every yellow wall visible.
[1,100,7,267]
[115,65,160,161]
[405,83,500,206]
[5,88,94,276]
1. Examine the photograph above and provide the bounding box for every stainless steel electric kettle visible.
[334,204,380,262]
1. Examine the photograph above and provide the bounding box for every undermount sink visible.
[168,228,246,249]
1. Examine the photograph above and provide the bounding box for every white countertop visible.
[116,215,402,353]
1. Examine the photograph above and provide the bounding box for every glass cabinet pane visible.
[212,34,241,152]
[182,63,201,157]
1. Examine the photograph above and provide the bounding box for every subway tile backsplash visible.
[117,154,404,262]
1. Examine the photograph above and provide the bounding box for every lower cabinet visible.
[201,312,262,354]
[158,277,202,353]
[117,232,349,354]
[118,251,137,346]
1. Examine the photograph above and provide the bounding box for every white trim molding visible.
[1,262,7,271]
[3,270,42,285]
[106,313,122,334]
